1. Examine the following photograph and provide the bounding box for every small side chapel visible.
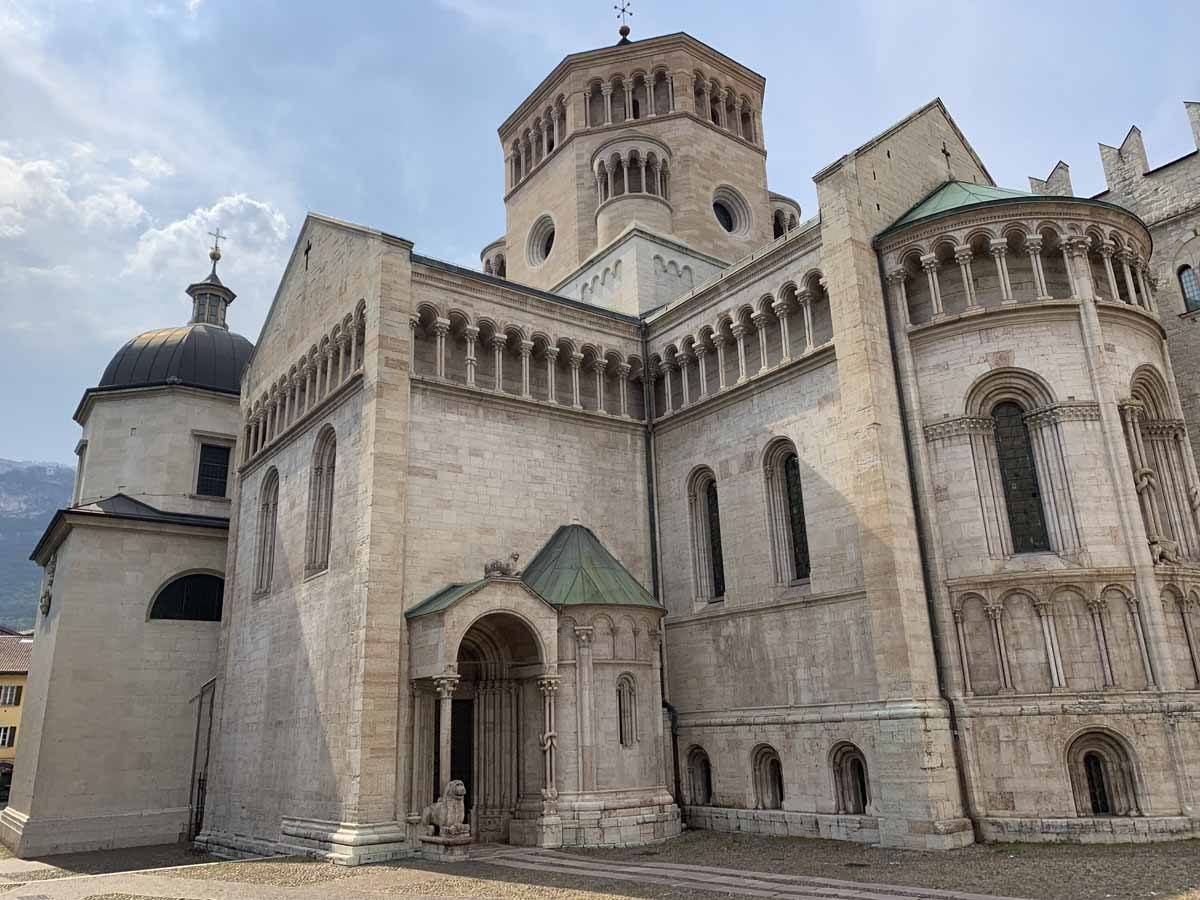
[405,525,677,849]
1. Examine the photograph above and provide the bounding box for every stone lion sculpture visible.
[420,779,469,836]
[484,552,520,578]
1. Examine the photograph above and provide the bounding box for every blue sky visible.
[1,0,1196,463]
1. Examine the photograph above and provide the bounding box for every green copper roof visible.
[521,524,659,609]
[891,181,1034,229]
[405,580,487,619]
[407,525,659,619]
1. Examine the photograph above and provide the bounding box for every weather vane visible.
[615,1,632,39]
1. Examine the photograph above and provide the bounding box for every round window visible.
[713,201,735,232]
[711,186,751,237]
[528,215,556,267]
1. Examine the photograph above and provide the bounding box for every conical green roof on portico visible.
[889,181,1034,230]
[405,525,660,620]
[521,524,660,609]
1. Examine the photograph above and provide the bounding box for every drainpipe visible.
[874,251,983,844]
[641,327,681,805]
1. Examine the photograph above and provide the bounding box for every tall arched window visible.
[992,401,1051,553]
[686,747,713,805]
[306,427,337,575]
[752,744,783,810]
[254,469,279,594]
[1067,731,1141,817]
[1179,265,1200,312]
[765,440,811,583]
[688,468,726,601]
[616,673,637,747]
[830,742,870,814]
[150,573,224,621]
[691,468,724,602]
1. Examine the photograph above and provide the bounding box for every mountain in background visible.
[0,459,74,630]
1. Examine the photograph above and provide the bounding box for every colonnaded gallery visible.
[5,28,1200,862]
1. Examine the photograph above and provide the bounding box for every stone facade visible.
[8,31,1200,862]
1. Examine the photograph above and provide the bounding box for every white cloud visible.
[125,193,289,279]
[130,153,175,181]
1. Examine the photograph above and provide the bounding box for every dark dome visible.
[99,323,254,395]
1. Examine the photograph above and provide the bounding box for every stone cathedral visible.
[6,28,1200,861]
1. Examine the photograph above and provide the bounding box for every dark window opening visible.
[1084,752,1112,815]
[784,453,811,580]
[713,201,735,233]
[706,479,726,598]
[543,229,555,260]
[150,574,223,621]
[849,757,868,814]
[196,444,231,497]
[993,401,1051,552]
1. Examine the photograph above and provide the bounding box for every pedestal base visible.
[419,832,473,861]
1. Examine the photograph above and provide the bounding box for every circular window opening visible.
[528,215,556,267]
[711,186,751,237]
[713,201,735,233]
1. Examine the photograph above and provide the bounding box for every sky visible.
[1,0,1196,464]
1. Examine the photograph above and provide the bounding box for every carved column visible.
[886,270,910,328]
[694,346,710,397]
[1027,236,1050,299]
[712,334,728,391]
[408,685,436,819]
[1033,598,1066,689]
[432,318,450,380]
[537,675,561,801]
[920,254,945,318]
[573,624,595,790]
[1182,599,1200,686]
[644,77,654,118]
[952,604,973,696]
[569,352,583,409]
[677,352,692,408]
[768,301,791,362]
[1060,242,1080,299]
[1120,250,1141,307]
[489,334,506,392]
[408,318,418,375]
[659,360,674,415]
[307,358,318,408]
[985,602,1015,692]
[552,107,562,147]
[731,323,749,383]
[752,313,771,373]
[1087,597,1117,687]
[699,81,711,121]
[989,243,1013,303]
[463,326,479,387]
[602,83,613,125]
[617,363,631,417]
[955,246,980,309]
[434,674,460,795]
[591,358,607,412]
[1124,594,1156,688]
[544,346,559,403]
[520,339,534,399]
[1137,262,1156,312]
[799,289,816,352]
[1122,402,1167,549]
[1100,241,1122,301]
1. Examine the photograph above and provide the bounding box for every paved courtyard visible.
[0,831,1195,900]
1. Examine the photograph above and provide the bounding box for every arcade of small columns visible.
[242,302,366,464]
[409,276,829,423]
[648,274,830,418]
[594,145,671,205]
[882,221,1157,328]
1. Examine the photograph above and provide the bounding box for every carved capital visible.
[989,243,1009,259]
[568,351,584,369]
[519,339,534,358]
[1026,236,1044,254]
[920,253,939,272]
[617,362,632,379]
[536,675,561,695]
[953,247,973,265]
[984,603,1003,621]
[543,346,560,361]
[434,674,460,699]
[462,325,479,342]
[730,323,748,338]
[885,269,907,286]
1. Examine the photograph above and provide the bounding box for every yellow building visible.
[0,632,32,804]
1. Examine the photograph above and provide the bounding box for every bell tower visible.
[489,30,774,297]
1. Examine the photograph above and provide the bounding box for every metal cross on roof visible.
[614,1,632,26]
[208,227,226,253]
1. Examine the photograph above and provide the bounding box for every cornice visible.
[412,266,642,342]
[74,382,239,426]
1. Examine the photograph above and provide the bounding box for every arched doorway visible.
[430,612,553,843]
